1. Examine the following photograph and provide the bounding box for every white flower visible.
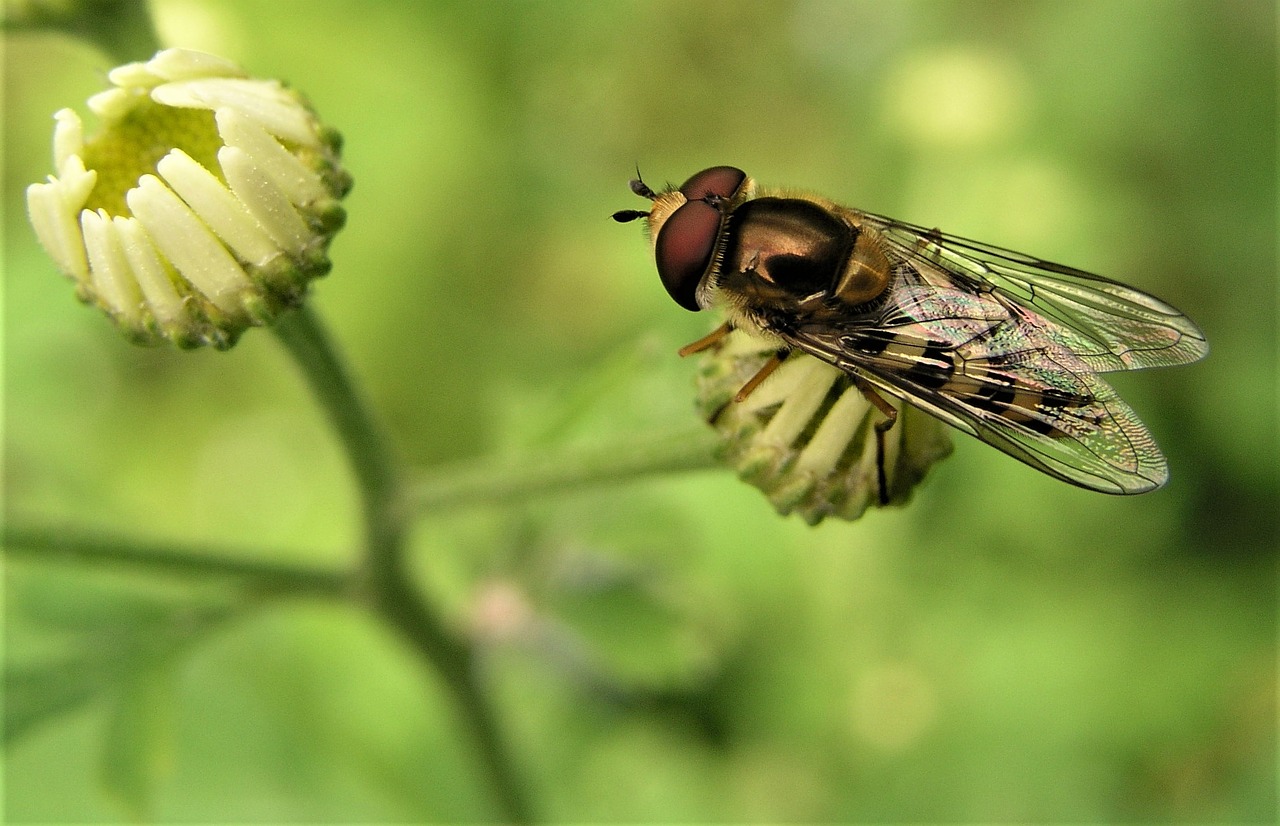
[695,329,952,524]
[26,48,351,349]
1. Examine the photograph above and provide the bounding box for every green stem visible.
[407,425,721,513]
[4,0,163,64]
[2,522,349,597]
[271,307,401,544]
[270,306,533,824]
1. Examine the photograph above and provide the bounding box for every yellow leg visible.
[851,376,899,505]
[678,322,732,357]
[734,350,788,403]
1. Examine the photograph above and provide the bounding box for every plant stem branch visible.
[2,522,350,597]
[271,306,533,824]
[407,425,721,513]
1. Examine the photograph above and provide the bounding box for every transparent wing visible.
[853,210,1209,372]
[789,321,1170,494]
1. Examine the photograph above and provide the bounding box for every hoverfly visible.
[614,166,1208,498]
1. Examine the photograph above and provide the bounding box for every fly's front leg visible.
[733,348,789,403]
[851,375,899,505]
[678,321,732,357]
[680,322,789,402]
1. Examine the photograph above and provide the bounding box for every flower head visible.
[26,48,352,349]
[695,328,953,524]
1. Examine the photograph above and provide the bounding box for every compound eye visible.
[655,199,720,312]
[679,166,746,201]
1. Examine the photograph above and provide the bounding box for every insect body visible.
[614,166,1208,495]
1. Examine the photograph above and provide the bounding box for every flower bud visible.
[694,328,953,524]
[26,48,352,349]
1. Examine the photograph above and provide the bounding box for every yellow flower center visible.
[80,99,222,216]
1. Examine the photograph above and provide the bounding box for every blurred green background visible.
[4,0,1275,821]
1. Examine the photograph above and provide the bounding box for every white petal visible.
[126,175,252,314]
[157,149,280,265]
[26,166,96,283]
[56,155,98,202]
[107,59,164,89]
[219,146,311,255]
[145,48,246,82]
[81,209,144,325]
[52,109,84,172]
[114,216,185,328]
[739,352,825,413]
[87,87,144,120]
[758,359,840,447]
[215,108,327,205]
[795,386,871,478]
[151,78,317,146]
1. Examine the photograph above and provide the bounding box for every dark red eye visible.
[679,166,746,201]
[655,199,720,312]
